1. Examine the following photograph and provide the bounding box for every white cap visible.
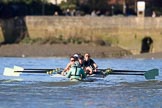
[73,54,79,58]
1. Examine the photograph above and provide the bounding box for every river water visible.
[0,57,162,108]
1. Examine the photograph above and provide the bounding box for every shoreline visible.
[0,44,162,59]
[124,52,162,59]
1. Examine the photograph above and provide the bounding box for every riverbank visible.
[0,44,161,59]
[125,51,162,59]
[0,44,131,58]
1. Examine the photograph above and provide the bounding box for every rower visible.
[66,61,86,81]
[78,54,84,68]
[61,56,76,75]
[83,53,98,75]
[73,53,79,59]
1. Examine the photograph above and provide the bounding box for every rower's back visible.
[66,61,86,81]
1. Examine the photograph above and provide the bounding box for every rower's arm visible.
[93,63,98,72]
[93,63,98,69]
[65,71,71,78]
[82,69,87,78]
[63,63,71,72]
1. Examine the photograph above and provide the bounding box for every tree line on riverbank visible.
[0,0,162,19]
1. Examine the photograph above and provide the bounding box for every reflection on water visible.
[0,57,162,108]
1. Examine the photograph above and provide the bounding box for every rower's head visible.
[72,61,80,67]
[73,53,79,58]
[73,53,82,61]
[70,56,75,63]
[78,54,84,64]
[84,53,90,61]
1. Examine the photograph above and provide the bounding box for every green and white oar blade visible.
[144,68,159,80]
[3,67,21,76]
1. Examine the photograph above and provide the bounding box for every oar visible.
[3,67,21,76]
[13,65,63,74]
[100,68,159,80]
[13,65,55,71]
[3,67,63,76]
[98,68,146,73]
[14,70,51,73]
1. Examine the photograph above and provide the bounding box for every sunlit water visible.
[0,57,162,108]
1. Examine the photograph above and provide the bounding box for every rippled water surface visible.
[0,57,162,108]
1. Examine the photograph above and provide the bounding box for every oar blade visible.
[144,68,159,80]
[3,67,21,76]
[14,65,24,71]
[102,68,159,80]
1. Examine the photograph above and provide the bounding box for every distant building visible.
[48,0,67,5]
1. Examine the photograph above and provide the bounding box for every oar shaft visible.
[14,68,63,74]
[14,70,48,73]
[24,69,54,71]
[109,72,144,75]
[95,71,144,76]
[112,70,145,72]
[98,69,145,73]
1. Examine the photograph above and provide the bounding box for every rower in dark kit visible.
[83,53,98,74]
[78,54,84,68]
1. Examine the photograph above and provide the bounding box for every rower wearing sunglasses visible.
[61,56,77,75]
